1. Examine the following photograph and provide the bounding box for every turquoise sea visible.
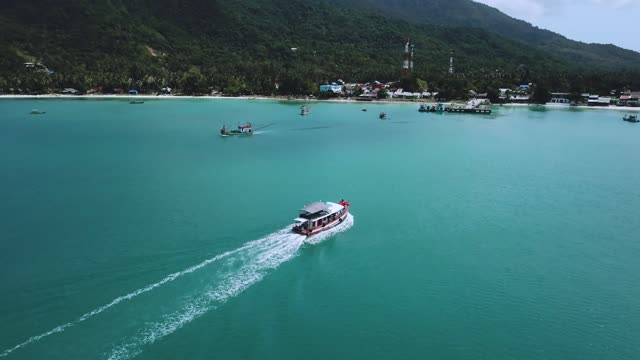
[0,99,639,360]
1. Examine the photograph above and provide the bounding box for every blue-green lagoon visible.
[0,99,639,359]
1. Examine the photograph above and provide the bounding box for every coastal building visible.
[356,93,376,101]
[599,97,612,106]
[319,83,342,93]
[87,85,104,94]
[343,83,362,95]
[510,95,530,103]
[587,95,611,107]
[619,91,640,106]
[549,92,570,104]
[372,81,385,90]
[619,94,631,106]
[392,88,421,99]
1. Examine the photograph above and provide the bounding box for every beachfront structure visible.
[357,93,377,101]
[468,90,487,99]
[319,84,342,93]
[549,92,570,104]
[618,91,640,107]
[510,95,530,103]
[393,88,422,99]
[587,95,611,107]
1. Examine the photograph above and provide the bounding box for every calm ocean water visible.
[0,99,639,360]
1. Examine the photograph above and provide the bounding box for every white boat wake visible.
[0,214,354,359]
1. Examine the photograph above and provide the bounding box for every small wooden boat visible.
[292,200,350,236]
[220,123,253,136]
[418,104,429,112]
[379,112,387,120]
[300,105,310,116]
[129,100,144,104]
[623,114,639,123]
[30,109,46,115]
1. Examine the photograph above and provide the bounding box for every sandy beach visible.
[2,94,640,112]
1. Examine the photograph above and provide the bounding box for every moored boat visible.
[418,104,428,112]
[379,112,387,119]
[30,109,46,114]
[129,100,144,104]
[623,114,639,123]
[300,105,310,116]
[445,99,492,114]
[293,200,350,236]
[220,123,253,136]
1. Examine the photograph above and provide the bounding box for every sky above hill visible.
[475,0,639,52]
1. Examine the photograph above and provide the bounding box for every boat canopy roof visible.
[301,202,330,214]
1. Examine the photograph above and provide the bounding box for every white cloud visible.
[476,0,635,20]
[473,0,546,21]
[474,0,640,51]
[590,0,631,6]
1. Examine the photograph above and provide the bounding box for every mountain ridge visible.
[324,0,640,68]
[0,0,638,95]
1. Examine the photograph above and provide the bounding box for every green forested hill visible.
[0,0,638,95]
[325,0,640,70]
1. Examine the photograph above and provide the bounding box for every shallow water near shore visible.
[0,99,639,359]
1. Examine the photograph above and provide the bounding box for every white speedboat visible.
[293,200,350,236]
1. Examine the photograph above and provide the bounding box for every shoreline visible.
[2,94,640,112]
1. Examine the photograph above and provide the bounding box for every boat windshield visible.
[298,211,327,220]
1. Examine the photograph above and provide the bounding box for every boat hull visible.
[445,108,492,114]
[293,206,349,236]
[220,131,253,137]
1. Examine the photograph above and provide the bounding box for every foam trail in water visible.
[107,214,354,360]
[0,242,256,358]
[304,213,354,245]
